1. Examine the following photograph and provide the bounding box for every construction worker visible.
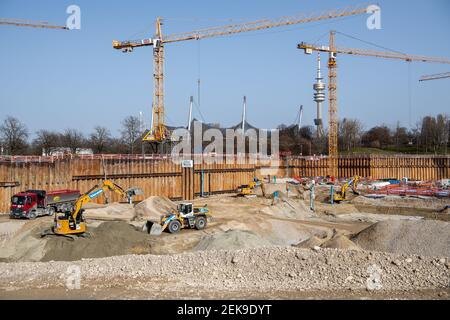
[272,190,280,206]
[309,180,316,211]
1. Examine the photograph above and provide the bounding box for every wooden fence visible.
[0,154,448,212]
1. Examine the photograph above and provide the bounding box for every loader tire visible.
[195,216,207,230]
[168,220,181,234]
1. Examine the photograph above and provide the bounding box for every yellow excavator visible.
[237,178,265,197]
[53,180,142,236]
[333,176,360,203]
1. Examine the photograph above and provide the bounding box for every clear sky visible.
[0,0,449,138]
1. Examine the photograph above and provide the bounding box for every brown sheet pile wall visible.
[0,154,448,212]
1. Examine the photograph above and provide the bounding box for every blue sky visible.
[0,0,449,138]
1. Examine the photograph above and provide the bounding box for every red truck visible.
[10,189,81,219]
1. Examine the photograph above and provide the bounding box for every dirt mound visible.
[322,235,361,251]
[353,220,450,257]
[42,221,153,262]
[133,196,177,222]
[194,230,274,251]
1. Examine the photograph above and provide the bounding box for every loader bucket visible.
[146,220,163,236]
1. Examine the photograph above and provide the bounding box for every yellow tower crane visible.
[298,31,450,177]
[112,5,374,144]
[0,18,67,29]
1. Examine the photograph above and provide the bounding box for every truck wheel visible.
[195,216,207,230]
[48,207,55,217]
[29,211,37,220]
[168,220,181,234]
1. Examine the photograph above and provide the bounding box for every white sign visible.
[181,160,194,168]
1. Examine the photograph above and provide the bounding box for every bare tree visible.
[339,118,363,152]
[33,130,61,155]
[362,125,391,149]
[89,126,111,154]
[435,114,449,152]
[61,129,85,153]
[0,116,28,155]
[120,116,142,154]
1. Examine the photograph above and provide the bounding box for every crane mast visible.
[112,5,373,144]
[298,32,450,176]
[328,31,338,177]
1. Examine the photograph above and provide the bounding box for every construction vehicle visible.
[112,5,371,144]
[236,178,265,197]
[10,189,80,220]
[148,202,211,235]
[52,180,143,236]
[298,31,450,177]
[333,176,360,203]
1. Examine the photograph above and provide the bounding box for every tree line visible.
[0,113,449,156]
[279,113,449,155]
[0,115,144,155]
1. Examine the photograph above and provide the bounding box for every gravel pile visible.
[353,220,450,257]
[1,247,448,294]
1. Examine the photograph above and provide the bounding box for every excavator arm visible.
[70,180,142,222]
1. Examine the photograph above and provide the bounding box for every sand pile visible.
[82,196,177,222]
[259,199,311,220]
[133,196,177,222]
[42,221,153,262]
[295,233,360,251]
[194,230,273,251]
[83,203,135,221]
[353,220,450,257]
[294,236,325,248]
[0,222,50,262]
[322,235,361,251]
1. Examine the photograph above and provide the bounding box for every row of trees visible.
[1,113,449,156]
[279,113,450,155]
[0,115,144,155]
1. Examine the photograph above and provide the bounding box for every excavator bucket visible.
[146,220,163,236]
[125,187,144,204]
[126,187,143,197]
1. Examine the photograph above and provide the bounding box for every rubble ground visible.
[0,184,449,299]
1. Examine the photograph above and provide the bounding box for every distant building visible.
[43,147,94,156]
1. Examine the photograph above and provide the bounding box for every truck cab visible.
[10,191,42,219]
[10,189,80,220]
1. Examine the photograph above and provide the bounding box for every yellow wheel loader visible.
[52,180,142,236]
[148,202,212,235]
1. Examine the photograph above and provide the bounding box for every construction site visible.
[0,2,450,301]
